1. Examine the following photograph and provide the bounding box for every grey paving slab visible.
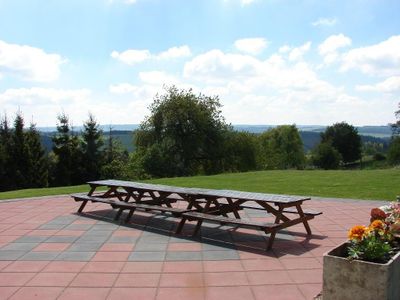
[13,236,49,243]
[165,251,202,261]
[169,237,198,244]
[128,251,166,261]
[91,224,120,231]
[75,235,110,243]
[66,242,104,252]
[38,224,67,230]
[64,224,93,230]
[201,242,236,251]
[138,235,170,244]
[202,250,240,260]
[0,251,27,260]
[83,230,113,237]
[47,216,78,225]
[0,243,39,251]
[107,236,138,244]
[134,242,168,251]
[45,236,78,243]
[55,251,95,261]
[20,251,60,261]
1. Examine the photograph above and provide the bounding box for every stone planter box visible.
[322,242,400,300]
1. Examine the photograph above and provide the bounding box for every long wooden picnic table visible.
[71,179,321,250]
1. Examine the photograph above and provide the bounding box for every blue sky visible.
[0,0,399,127]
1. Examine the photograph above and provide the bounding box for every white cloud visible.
[318,34,352,65]
[356,76,400,93]
[111,49,151,65]
[234,38,268,55]
[109,83,139,94]
[288,42,311,61]
[340,35,400,76]
[157,46,192,60]
[0,40,64,82]
[312,17,338,27]
[111,45,192,65]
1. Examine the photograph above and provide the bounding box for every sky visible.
[0,0,399,127]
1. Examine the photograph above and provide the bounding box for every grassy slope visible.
[148,169,399,201]
[0,169,398,201]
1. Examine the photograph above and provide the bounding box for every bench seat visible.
[182,211,280,230]
[71,193,188,222]
[238,205,322,216]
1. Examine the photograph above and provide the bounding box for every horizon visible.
[0,0,399,127]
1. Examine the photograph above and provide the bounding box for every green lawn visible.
[0,169,399,201]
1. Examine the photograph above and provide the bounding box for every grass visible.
[0,169,399,201]
[0,185,89,200]
[148,169,399,201]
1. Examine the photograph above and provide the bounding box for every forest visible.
[1,86,399,192]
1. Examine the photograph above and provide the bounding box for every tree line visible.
[1,86,399,191]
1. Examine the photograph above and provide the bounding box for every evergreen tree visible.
[0,115,12,191]
[11,112,31,188]
[81,114,104,181]
[52,113,82,186]
[26,123,48,187]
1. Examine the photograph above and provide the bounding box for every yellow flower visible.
[348,225,367,240]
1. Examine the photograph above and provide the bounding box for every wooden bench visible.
[177,211,282,250]
[71,193,188,222]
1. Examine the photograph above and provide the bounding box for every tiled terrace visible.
[0,195,386,300]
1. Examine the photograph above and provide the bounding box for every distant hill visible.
[39,124,391,153]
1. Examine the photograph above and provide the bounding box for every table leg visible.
[296,204,312,235]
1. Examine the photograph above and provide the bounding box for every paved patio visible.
[0,195,386,300]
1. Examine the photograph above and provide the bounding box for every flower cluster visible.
[347,201,400,263]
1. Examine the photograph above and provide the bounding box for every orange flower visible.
[369,219,385,231]
[348,225,367,240]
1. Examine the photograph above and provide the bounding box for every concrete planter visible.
[322,242,400,300]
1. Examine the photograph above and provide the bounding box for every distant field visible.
[1,169,398,201]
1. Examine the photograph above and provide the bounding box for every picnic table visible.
[71,179,321,250]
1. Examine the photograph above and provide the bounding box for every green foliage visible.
[258,125,305,169]
[101,131,129,180]
[52,113,83,186]
[223,131,258,172]
[387,137,400,165]
[26,124,48,188]
[390,102,400,136]
[0,115,13,191]
[134,86,230,177]
[312,142,342,170]
[81,114,104,181]
[347,236,393,263]
[321,122,361,164]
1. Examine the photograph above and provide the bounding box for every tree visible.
[11,112,31,188]
[387,137,400,165]
[390,102,400,136]
[101,127,129,179]
[134,86,230,177]
[52,113,82,186]
[321,122,361,164]
[223,131,258,172]
[258,125,305,169]
[312,142,342,169]
[26,123,48,187]
[81,114,104,181]
[0,115,13,191]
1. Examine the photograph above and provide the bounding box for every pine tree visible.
[81,114,104,181]
[11,112,31,188]
[26,123,48,187]
[52,113,82,186]
[0,115,13,191]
